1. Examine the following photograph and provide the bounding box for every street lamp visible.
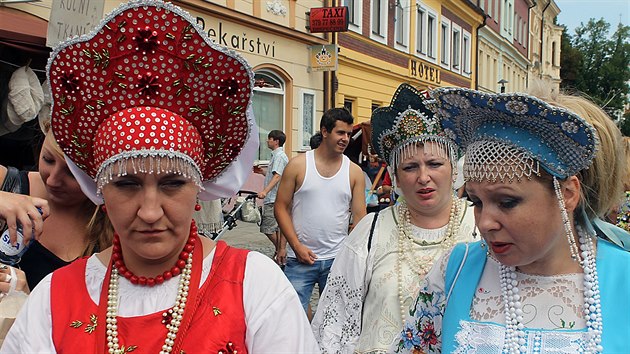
[498,79,508,93]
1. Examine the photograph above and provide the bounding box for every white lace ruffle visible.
[454,321,588,354]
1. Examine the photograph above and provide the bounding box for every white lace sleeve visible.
[391,248,452,354]
[311,213,377,354]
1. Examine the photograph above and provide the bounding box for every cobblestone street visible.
[218,219,320,314]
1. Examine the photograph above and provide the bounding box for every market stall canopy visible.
[0,7,47,46]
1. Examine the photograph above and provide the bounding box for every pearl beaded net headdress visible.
[431,88,597,183]
[47,0,258,204]
[371,84,458,177]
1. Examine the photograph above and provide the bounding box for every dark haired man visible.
[257,130,289,263]
[275,108,366,313]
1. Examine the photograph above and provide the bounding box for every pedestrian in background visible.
[275,108,366,314]
[256,129,289,265]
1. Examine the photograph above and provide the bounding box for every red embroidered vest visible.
[51,241,249,353]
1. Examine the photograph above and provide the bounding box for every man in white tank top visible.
[275,108,366,313]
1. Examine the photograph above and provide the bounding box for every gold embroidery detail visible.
[69,313,97,334]
[213,307,222,316]
[70,320,83,328]
[120,344,138,352]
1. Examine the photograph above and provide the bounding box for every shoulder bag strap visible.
[367,210,380,252]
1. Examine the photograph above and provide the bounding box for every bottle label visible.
[0,229,25,257]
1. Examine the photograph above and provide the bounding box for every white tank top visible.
[288,150,352,260]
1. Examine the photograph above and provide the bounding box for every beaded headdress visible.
[431,88,597,182]
[47,0,258,204]
[371,83,458,173]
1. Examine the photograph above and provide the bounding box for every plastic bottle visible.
[0,209,41,266]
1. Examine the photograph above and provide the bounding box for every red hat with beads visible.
[47,0,258,204]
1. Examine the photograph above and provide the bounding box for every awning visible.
[0,6,48,46]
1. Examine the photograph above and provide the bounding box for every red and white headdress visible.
[47,0,258,204]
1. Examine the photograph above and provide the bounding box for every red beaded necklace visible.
[111,223,197,287]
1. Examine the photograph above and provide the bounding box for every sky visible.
[555,0,629,36]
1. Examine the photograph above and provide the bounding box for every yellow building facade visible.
[334,0,484,123]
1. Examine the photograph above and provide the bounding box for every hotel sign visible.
[410,60,442,85]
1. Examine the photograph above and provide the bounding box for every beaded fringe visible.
[96,149,203,195]
[391,138,457,171]
[464,140,540,183]
[390,137,458,194]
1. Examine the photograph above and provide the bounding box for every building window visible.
[452,27,461,70]
[343,0,362,33]
[371,0,388,43]
[344,99,354,115]
[347,0,355,24]
[462,33,471,74]
[416,6,425,54]
[441,19,450,66]
[427,13,437,58]
[552,41,557,66]
[372,103,381,111]
[395,0,409,49]
[253,71,285,161]
[299,89,316,150]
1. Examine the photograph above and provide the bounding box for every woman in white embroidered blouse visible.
[311,84,477,354]
[392,87,630,353]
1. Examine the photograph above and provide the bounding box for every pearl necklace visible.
[499,226,603,353]
[396,198,461,325]
[106,237,195,354]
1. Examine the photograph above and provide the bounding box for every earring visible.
[101,205,107,213]
[194,197,201,211]
[553,177,581,263]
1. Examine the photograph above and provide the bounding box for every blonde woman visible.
[0,129,111,289]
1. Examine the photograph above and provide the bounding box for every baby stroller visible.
[210,190,260,240]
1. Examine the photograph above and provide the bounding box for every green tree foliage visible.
[560,19,630,120]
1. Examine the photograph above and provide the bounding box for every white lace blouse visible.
[394,248,589,354]
[311,203,476,354]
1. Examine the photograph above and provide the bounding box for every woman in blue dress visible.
[393,86,630,354]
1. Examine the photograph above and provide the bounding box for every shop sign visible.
[307,6,349,33]
[195,17,277,58]
[47,0,105,47]
[409,59,442,85]
[309,44,338,72]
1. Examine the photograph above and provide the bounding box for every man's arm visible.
[258,173,281,199]
[349,163,367,229]
[274,157,317,264]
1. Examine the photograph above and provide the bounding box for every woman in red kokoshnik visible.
[1,1,318,353]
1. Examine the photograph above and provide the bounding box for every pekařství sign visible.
[307,6,349,33]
